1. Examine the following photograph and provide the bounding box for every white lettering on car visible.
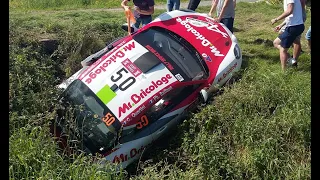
[218,62,238,83]
[185,17,229,38]
[118,74,173,118]
[84,41,136,84]
[176,17,224,57]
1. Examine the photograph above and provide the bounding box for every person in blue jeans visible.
[121,0,155,29]
[208,0,236,33]
[167,0,180,12]
[305,26,311,53]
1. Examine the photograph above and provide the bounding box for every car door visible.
[146,83,202,142]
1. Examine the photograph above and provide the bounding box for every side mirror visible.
[199,89,209,104]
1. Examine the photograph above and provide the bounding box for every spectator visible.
[208,0,236,33]
[187,0,201,11]
[305,26,311,53]
[271,0,304,71]
[274,0,306,67]
[167,0,180,12]
[121,0,155,29]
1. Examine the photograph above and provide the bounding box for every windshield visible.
[59,79,121,154]
[133,27,209,81]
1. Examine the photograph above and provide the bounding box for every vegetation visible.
[9,0,188,10]
[9,1,311,180]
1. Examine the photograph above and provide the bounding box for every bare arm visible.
[208,0,218,16]
[217,0,232,21]
[121,0,129,9]
[233,0,236,9]
[271,3,294,25]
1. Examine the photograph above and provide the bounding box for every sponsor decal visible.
[136,115,149,129]
[175,74,184,82]
[122,58,142,77]
[153,95,160,101]
[185,17,209,27]
[110,67,137,91]
[185,17,229,38]
[176,17,224,57]
[96,84,116,104]
[113,145,147,163]
[123,117,132,125]
[102,112,116,126]
[118,74,174,118]
[131,105,146,118]
[202,53,212,62]
[218,62,238,83]
[83,41,136,84]
[159,86,173,96]
[104,147,120,157]
[117,40,127,47]
[145,45,174,70]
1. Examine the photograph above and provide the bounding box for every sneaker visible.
[287,57,297,67]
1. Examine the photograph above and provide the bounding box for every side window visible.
[146,84,200,122]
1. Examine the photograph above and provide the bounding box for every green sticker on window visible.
[96,85,116,104]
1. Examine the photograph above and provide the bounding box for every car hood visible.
[75,39,178,123]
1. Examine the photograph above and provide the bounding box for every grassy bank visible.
[9,1,311,179]
[9,0,189,10]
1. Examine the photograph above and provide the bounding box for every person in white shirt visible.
[271,0,305,70]
[274,0,306,67]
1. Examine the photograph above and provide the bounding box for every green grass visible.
[9,0,189,10]
[9,1,311,180]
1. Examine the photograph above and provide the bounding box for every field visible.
[9,1,311,179]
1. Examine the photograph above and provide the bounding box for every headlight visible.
[234,44,241,59]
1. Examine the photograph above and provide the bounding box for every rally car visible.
[53,9,242,169]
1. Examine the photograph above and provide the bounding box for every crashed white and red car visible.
[53,10,242,169]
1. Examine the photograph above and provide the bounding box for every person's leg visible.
[133,17,142,29]
[289,24,305,66]
[167,0,173,12]
[274,37,290,69]
[305,26,311,53]
[187,0,201,11]
[292,36,301,66]
[276,26,298,70]
[174,0,180,10]
[279,47,290,71]
[220,17,234,33]
[141,16,152,27]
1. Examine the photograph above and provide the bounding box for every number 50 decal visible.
[102,112,115,126]
[136,115,149,129]
[111,67,136,91]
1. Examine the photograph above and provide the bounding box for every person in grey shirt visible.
[208,0,236,33]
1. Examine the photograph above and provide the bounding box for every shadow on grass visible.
[241,39,311,73]
[233,27,243,33]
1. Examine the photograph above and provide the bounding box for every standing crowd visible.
[120,0,311,71]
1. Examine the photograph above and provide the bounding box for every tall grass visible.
[9,0,182,10]
[9,1,311,179]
